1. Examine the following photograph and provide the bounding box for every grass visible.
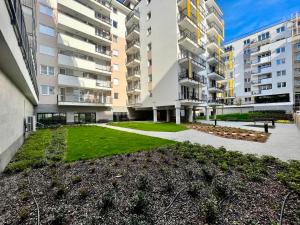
[6,129,52,172]
[108,121,188,132]
[65,126,175,162]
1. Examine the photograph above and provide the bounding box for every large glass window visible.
[37,113,66,125]
[39,24,55,36]
[40,65,54,76]
[39,4,53,16]
[74,113,96,124]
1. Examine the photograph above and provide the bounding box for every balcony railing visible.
[208,84,225,91]
[178,9,198,27]
[94,0,111,9]
[179,30,205,49]
[178,92,205,103]
[95,12,111,25]
[127,70,141,77]
[207,6,223,23]
[127,85,141,91]
[95,47,111,56]
[5,0,39,96]
[95,28,111,40]
[126,40,140,50]
[178,72,206,84]
[127,55,140,64]
[179,51,206,68]
[207,98,224,104]
[58,94,112,104]
[126,24,140,36]
[126,9,140,22]
[207,22,223,36]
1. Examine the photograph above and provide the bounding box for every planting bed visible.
[188,123,270,143]
[1,143,299,225]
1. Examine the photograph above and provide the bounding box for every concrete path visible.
[97,122,300,161]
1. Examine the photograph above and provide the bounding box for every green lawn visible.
[108,121,188,132]
[65,126,175,162]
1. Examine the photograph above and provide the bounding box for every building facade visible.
[35,0,130,124]
[222,16,300,113]
[124,0,224,123]
[0,0,38,171]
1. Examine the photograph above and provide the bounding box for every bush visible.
[130,191,149,215]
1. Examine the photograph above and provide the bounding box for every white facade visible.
[223,19,296,112]
[125,0,224,122]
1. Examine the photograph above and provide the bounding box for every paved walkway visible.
[97,122,300,161]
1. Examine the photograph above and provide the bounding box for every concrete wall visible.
[295,113,300,129]
[0,70,35,172]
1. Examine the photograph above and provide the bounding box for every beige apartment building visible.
[36,0,130,124]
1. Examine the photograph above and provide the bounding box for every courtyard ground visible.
[99,121,300,161]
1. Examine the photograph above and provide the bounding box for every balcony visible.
[207,22,223,39]
[57,13,111,45]
[178,9,203,33]
[126,10,140,27]
[251,44,271,55]
[178,72,206,86]
[57,0,111,30]
[126,24,140,41]
[76,0,111,15]
[252,89,273,96]
[126,40,140,54]
[207,68,225,81]
[58,74,111,90]
[178,92,206,105]
[128,99,142,107]
[127,71,141,81]
[207,37,224,54]
[58,54,111,76]
[208,84,225,93]
[251,66,272,76]
[57,33,111,61]
[58,94,112,107]
[250,37,271,46]
[251,77,272,86]
[126,55,140,68]
[206,6,224,29]
[127,86,141,94]
[251,56,271,66]
[207,98,224,106]
[207,53,220,65]
[178,30,205,54]
[178,50,206,71]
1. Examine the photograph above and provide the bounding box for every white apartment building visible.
[124,0,224,123]
[35,0,131,124]
[0,0,38,171]
[222,16,300,113]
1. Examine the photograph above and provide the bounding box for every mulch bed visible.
[188,123,270,143]
[0,149,299,225]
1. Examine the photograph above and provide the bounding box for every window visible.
[113,7,118,14]
[113,20,118,28]
[148,59,152,67]
[147,27,151,36]
[297,42,300,49]
[296,54,300,61]
[40,45,55,56]
[149,91,152,97]
[112,50,119,56]
[258,32,270,41]
[276,26,285,33]
[41,85,55,95]
[113,78,119,85]
[243,39,250,45]
[112,64,119,71]
[114,93,119,99]
[276,47,285,54]
[244,49,250,55]
[39,24,55,36]
[147,12,151,20]
[147,43,152,51]
[276,58,285,65]
[112,35,118,43]
[148,74,152,82]
[40,65,54,76]
[59,68,74,75]
[147,0,151,4]
[39,4,53,16]
[244,88,251,93]
[277,82,287,88]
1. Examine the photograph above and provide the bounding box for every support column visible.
[153,107,157,123]
[188,106,193,123]
[166,110,170,122]
[213,107,217,120]
[175,101,181,124]
[205,107,210,121]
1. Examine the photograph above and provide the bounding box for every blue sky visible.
[218,0,300,42]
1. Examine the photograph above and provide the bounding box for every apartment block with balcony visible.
[123,0,220,123]
[221,18,296,113]
[0,0,38,171]
[35,0,130,124]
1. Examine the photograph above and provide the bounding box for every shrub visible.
[137,174,150,191]
[71,176,82,184]
[18,207,30,221]
[98,191,114,211]
[130,191,149,215]
[78,187,89,199]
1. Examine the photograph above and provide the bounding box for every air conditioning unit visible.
[27,116,36,132]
